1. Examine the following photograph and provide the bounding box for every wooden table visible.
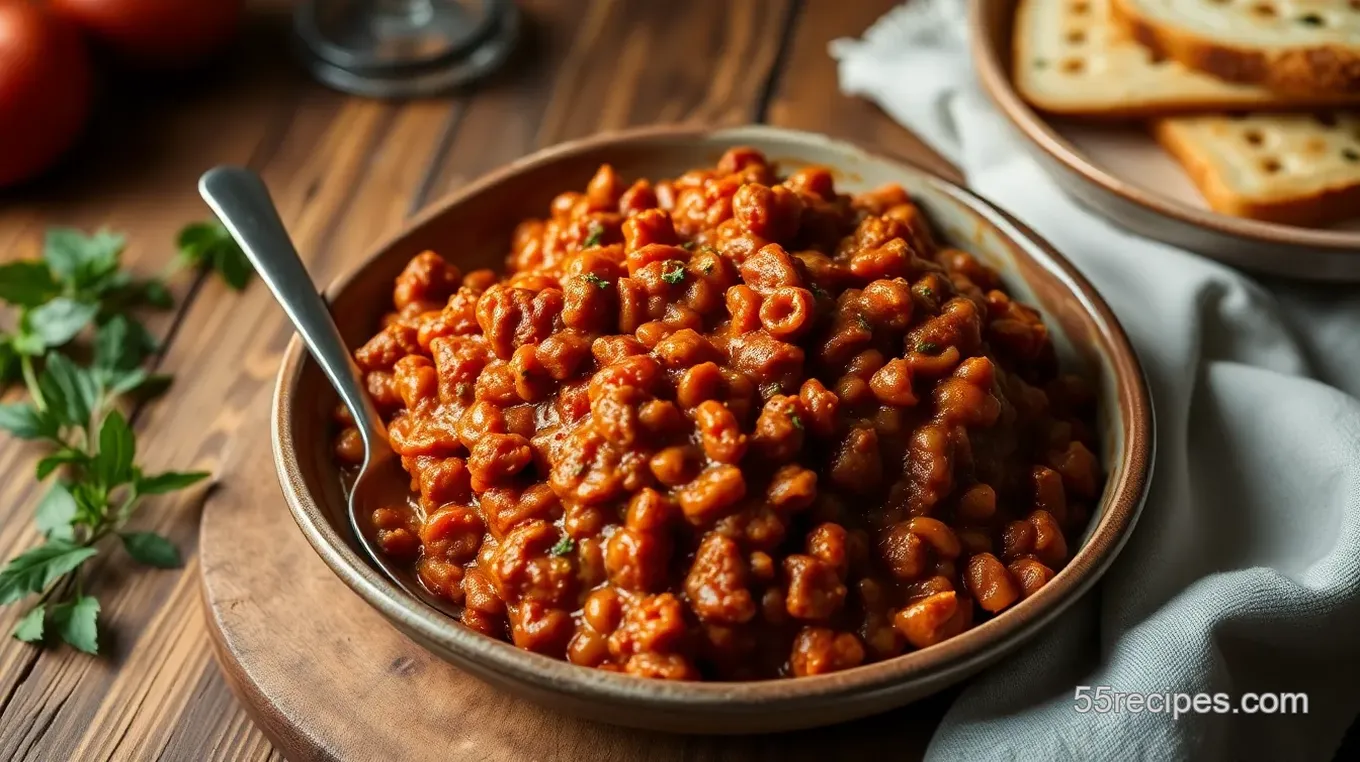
[0,1,957,758]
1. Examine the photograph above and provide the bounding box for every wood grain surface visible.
[0,0,958,759]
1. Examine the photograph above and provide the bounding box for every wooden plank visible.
[318,101,460,277]
[422,0,796,200]
[764,0,960,182]
[156,636,283,762]
[418,0,589,198]
[66,559,218,761]
[532,0,792,136]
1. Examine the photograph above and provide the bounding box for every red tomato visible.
[0,1,93,188]
[48,0,244,69]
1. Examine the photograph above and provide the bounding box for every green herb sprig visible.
[0,224,249,653]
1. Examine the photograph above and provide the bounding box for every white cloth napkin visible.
[831,2,1360,760]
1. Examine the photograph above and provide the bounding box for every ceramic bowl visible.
[969,0,1360,282]
[271,124,1153,734]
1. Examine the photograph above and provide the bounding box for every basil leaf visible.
[125,317,159,357]
[12,605,45,643]
[26,298,100,348]
[121,373,172,401]
[94,316,132,372]
[0,540,98,605]
[90,271,145,311]
[69,482,106,526]
[0,261,60,307]
[214,244,253,291]
[11,330,46,357]
[92,315,157,378]
[119,532,181,568]
[105,368,149,397]
[44,228,123,287]
[176,221,220,254]
[35,482,78,541]
[95,268,132,293]
[0,340,17,383]
[178,221,252,291]
[39,354,98,428]
[52,595,99,654]
[136,470,210,495]
[95,410,136,488]
[140,280,174,309]
[35,450,86,481]
[0,402,57,440]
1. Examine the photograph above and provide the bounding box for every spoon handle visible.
[198,166,387,448]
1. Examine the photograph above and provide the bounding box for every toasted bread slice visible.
[1152,112,1360,226]
[1014,0,1360,117]
[1112,0,1360,93]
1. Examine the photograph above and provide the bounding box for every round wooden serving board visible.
[199,461,954,762]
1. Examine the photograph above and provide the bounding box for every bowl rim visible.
[271,123,1154,709]
[966,0,1360,253]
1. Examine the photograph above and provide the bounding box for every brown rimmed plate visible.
[970,0,1360,282]
[271,124,1153,734]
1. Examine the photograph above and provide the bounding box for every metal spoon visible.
[199,166,461,620]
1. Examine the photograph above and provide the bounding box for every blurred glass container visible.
[293,0,518,98]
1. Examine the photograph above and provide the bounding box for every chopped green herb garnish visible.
[700,245,720,255]
[550,535,576,556]
[661,261,686,285]
[680,241,697,251]
[760,383,781,398]
[702,262,715,275]
[917,341,940,355]
[582,221,605,248]
[582,272,611,289]
[789,413,803,431]
[855,313,872,332]
[920,286,935,299]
